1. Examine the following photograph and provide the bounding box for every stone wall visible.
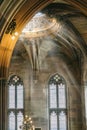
[9,54,83,130]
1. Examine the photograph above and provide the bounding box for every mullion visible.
[57,83,59,130]
[65,83,67,130]
[48,85,51,130]
[48,83,50,130]
[15,84,17,130]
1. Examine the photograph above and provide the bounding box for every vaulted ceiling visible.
[0,0,87,80]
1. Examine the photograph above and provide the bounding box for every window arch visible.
[8,75,24,130]
[48,73,67,130]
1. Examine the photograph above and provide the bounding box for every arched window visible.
[8,75,24,130]
[48,73,67,130]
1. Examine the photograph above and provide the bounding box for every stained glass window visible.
[58,83,66,108]
[8,112,15,130]
[85,85,87,118]
[8,84,15,108]
[48,73,67,130]
[50,111,57,130]
[17,111,23,130]
[8,75,24,130]
[59,111,67,130]
[49,84,57,108]
[17,84,23,108]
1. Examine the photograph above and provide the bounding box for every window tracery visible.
[48,73,67,130]
[8,75,24,130]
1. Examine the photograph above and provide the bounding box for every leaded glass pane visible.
[58,83,66,108]
[85,85,87,118]
[59,111,66,130]
[17,111,23,130]
[48,73,67,130]
[50,111,57,130]
[8,84,15,108]
[8,75,24,130]
[17,84,23,108]
[8,112,15,130]
[49,84,57,108]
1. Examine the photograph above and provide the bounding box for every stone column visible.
[82,58,87,130]
[0,78,7,130]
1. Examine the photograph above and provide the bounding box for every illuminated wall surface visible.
[0,1,87,130]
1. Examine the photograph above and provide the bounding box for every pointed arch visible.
[8,75,24,130]
[48,73,68,130]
